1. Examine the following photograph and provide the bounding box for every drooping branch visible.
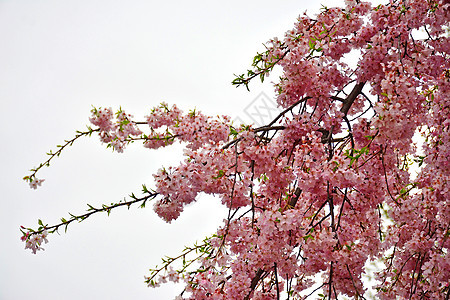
[22,188,158,237]
[23,127,99,182]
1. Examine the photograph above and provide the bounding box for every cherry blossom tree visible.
[21,0,449,299]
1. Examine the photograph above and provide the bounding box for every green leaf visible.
[303,234,314,242]
[229,127,238,137]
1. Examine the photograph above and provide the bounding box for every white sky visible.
[0,0,373,299]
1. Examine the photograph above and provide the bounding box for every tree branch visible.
[341,82,366,116]
[23,190,158,236]
[23,127,99,182]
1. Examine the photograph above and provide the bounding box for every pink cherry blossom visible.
[21,230,48,254]
[29,177,45,189]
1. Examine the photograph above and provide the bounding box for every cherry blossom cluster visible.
[147,1,448,298]
[20,229,48,254]
[144,102,231,151]
[28,177,45,189]
[22,0,449,299]
[89,107,142,153]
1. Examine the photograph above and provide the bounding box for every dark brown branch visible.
[267,97,312,127]
[377,204,384,241]
[330,95,346,102]
[345,264,367,300]
[328,182,336,232]
[335,189,347,231]
[250,160,256,226]
[274,263,280,300]
[220,142,240,249]
[328,262,334,300]
[318,82,366,143]
[341,82,366,116]
[308,199,329,228]
[253,125,286,133]
[244,268,265,300]
[380,146,399,205]
[304,283,325,299]
[388,253,415,292]
[287,187,302,209]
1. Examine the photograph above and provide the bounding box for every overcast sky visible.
[0,0,377,299]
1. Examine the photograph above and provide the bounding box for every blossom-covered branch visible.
[22,0,449,299]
